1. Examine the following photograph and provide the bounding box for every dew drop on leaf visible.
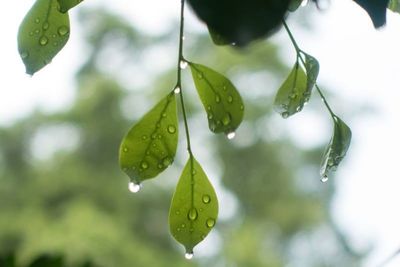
[187,208,198,221]
[128,181,142,193]
[227,95,233,103]
[226,131,236,140]
[141,161,149,169]
[57,26,69,36]
[320,175,329,183]
[202,194,211,204]
[39,36,48,46]
[206,218,215,228]
[184,252,194,260]
[167,125,176,134]
[42,22,49,30]
[20,52,29,59]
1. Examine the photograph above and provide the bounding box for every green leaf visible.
[189,62,244,136]
[320,116,352,181]
[18,0,70,75]
[119,93,179,186]
[388,0,400,13]
[303,52,320,94]
[208,26,230,46]
[288,0,303,12]
[169,157,218,255]
[58,0,84,13]
[273,62,308,118]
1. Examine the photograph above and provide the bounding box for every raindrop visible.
[162,112,167,118]
[58,26,69,36]
[282,112,289,119]
[301,0,309,7]
[222,114,231,126]
[42,22,49,30]
[320,175,329,183]
[123,147,128,152]
[226,131,236,140]
[197,72,203,79]
[207,105,211,111]
[35,29,40,34]
[29,31,34,36]
[142,135,147,140]
[207,113,213,120]
[141,161,149,169]
[39,36,48,46]
[206,218,215,228]
[174,86,181,94]
[289,93,297,99]
[215,94,221,103]
[180,60,188,69]
[202,194,211,204]
[240,105,244,110]
[327,158,334,166]
[181,223,186,228]
[184,252,193,260]
[162,157,172,167]
[167,125,176,134]
[227,95,233,103]
[158,164,163,169]
[296,106,303,112]
[20,52,29,59]
[223,85,227,91]
[187,208,198,221]
[128,181,142,193]
[53,42,58,46]
[35,18,40,24]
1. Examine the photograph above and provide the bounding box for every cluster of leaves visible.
[16,0,398,258]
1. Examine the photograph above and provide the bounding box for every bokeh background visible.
[0,0,399,266]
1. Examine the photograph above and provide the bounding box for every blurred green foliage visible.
[1,7,362,267]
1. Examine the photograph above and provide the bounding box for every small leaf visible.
[18,0,70,75]
[288,0,303,11]
[303,52,320,92]
[169,157,218,255]
[58,0,84,13]
[353,0,389,28]
[388,0,400,13]
[119,93,178,185]
[273,62,308,118]
[320,116,352,180]
[189,62,244,136]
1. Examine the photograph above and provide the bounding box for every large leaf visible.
[18,0,70,75]
[274,62,309,118]
[320,116,352,181]
[119,93,178,186]
[189,62,244,136]
[388,0,400,13]
[353,0,389,28]
[169,157,218,256]
[187,0,290,46]
[58,0,84,13]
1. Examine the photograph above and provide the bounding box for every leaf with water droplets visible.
[273,62,309,118]
[18,0,70,75]
[189,62,244,135]
[320,116,352,180]
[169,157,218,255]
[303,52,319,93]
[58,0,84,13]
[388,0,400,13]
[119,93,178,185]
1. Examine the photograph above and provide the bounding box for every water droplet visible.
[181,223,186,228]
[206,218,215,228]
[167,125,176,134]
[157,134,162,139]
[187,208,198,221]
[226,131,236,140]
[184,252,193,260]
[231,42,236,46]
[227,95,233,103]
[35,18,40,24]
[223,85,227,91]
[296,106,303,112]
[207,113,213,120]
[141,161,149,169]
[123,147,128,152]
[162,112,167,118]
[42,22,49,30]
[175,210,180,215]
[202,194,211,204]
[197,72,203,79]
[289,93,297,99]
[240,105,244,110]
[207,105,211,111]
[182,36,185,40]
[128,182,142,193]
[180,60,188,69]
[282,112,289,119]
[39,36,48,46]
[58,26,69,36]
[301,0,309,7]
[174,86,181,94]
[158,163,163,169]
[222,114,231,126]
[35,29,40,34]
[20,52,29,59]
[327,158,334,166]
[162,157,172,167]
[191,169,196,175]
[151,133,157,139]
[142,135,147,140]
[53,42,58,46]
[177,227,181,232]
[215,94,221,103]
[321,175,329,183]
[29,31,34,36]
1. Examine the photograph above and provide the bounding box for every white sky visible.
[1,0,400,266]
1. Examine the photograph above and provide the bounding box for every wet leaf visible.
[119,93,178,185]
[320,116,352,180]
[388,0,400,13]
[58,0,84,13]
[169,157,218,255]
[353,0,389,28]
[189,62,244,136]
[273,62,309,118]
[18,0,70,75]
[303,52,319,93]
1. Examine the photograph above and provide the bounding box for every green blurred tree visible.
[1,7,362,267]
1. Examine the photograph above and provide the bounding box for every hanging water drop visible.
[174,86,181,94]
[320,175,329,183]
[187,208,198,221]
[128,181,142,193]
[180,60,188,69]
[226,131,236,140]
[206,218,216,228]
[184,252,193,260]
[282,112,289,119]
[167,125,176,134]
[202,194,211,204]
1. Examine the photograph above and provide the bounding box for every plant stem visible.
[282,20,336,119]
[176,0,193,157]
